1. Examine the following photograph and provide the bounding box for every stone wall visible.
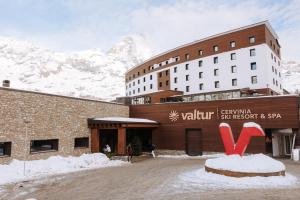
[0,87,129,164]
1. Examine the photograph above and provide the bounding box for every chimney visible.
[2,80,10,87]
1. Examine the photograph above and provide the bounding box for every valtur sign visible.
[169,110,215,122]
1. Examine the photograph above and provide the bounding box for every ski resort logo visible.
[169,109,215,122]
[169,110,179,122]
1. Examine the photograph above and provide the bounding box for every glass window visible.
[144,86,146,91]
[150,84,153,89]
[251,62,257,70]
[174,77,177,83]
[199,72,203,78]
[138,88,140,93]
[74,137,89,148]
[231,65,237,73]
[186,86,190,92]
[232,79,237,86]
[174,88,177,91]
[143,77,146,82]
[159,72,162,77]
[214,81,220,88]
[185,64,189,70]
[159,82,162,87]
[174,67,177,73]
[165,70,169,76]
[273,78,275,85]
[186,75,189,81]
[150,75,153,80]
[185,54,190,60]
[198,50,203,56]
[138,79,140,84]
[213,45,219,52]
[251,76,257,84]
[230,41,236,48]
[199,83,204,90]
[250,49,256,56]
[30,139,58,153]
[0,142,12,156]
[214,69,219,76]
[231,53,236,60]
[213,57,218,64]
[249,36,255,44]
[199,60,203,67]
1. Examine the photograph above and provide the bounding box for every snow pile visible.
[158,153,224,159]
[0,35,151,100]
[281,60,300,94]
[205,154,285,173]
[0,153,127,185]
[92,117,158,124]
[243,122,264,131]
[175,168,298,190]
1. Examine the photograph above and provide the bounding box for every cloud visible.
[130,0,300,61]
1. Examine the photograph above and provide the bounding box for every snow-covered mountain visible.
[0,35,299,100]
[0,35,151,101]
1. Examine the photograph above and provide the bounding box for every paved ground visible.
[1,157,300,200]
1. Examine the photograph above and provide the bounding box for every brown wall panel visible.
[130,96,299,154]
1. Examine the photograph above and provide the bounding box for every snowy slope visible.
[0,35,299,100]
[281,60,300,94]
[0,35,151,101]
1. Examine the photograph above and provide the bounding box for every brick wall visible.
[0,88,129,164]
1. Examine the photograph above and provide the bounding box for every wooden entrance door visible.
[186,129,202,156]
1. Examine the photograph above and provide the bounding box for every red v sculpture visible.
[219,123,265,156]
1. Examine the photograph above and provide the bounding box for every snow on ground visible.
[205,154,285,173]
[158,153,224,159]
[0,153,127,186]
[174,168,298,190]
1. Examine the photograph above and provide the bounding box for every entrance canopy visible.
[88,117,159,129]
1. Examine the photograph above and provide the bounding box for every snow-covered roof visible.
[90,117,158,124]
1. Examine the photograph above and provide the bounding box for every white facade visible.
[126,43,283,97]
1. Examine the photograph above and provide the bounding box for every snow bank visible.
[0,153,127,185]
[205,154,285,173]
[175,168,298,190]
[158,154,224,159]
[219,123,230,127]
[243,122,264,132]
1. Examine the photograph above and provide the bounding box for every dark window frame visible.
[74,137,89,148]
[30,139,59,154]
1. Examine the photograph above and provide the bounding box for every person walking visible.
[126,143,133,162]
[151,144,156,158]
[104,144,112,159]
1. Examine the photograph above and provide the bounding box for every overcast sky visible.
[0,0,299,61]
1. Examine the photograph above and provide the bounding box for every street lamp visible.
[23,119,30,176]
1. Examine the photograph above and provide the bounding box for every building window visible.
[159,72,162,77]
[174,88,178,91]
[230,53,236,60]
[275,69,277,75]
[133,74,135,78]
[150,75,153,80]
[213,57,218,64]
[249,36,255,44]
[165,70,169,76]
[174,67,177,73]
[251,76,257,84]
[133,90,135,94]
[138,79,140,84]
[129,91,131,95]
[186,75,189,81]
[133,81,135,86]
[198,50,203,56]
[0,142,11,157]
[74,137,89,148]
[143,69,146,73]
[199,72,203,78]
[279,72,281,77]
[138,88,140,93]
[271,53,273,59]
[232,79,237,86]
[159,82,162,87]
[213,45,219,52]
[273,78,275,85]
[251,62,257,70]
[143,77,146,82]
[230,41,236,48]
[250,49,256,56]
[166,60,168,65]
[214,81,220,88]
[272,66,275,72]
[214,69,219,76]
[185,64,189,70]
[166,80,169,86]
[150,84,153,89]
[231,65,237,73]
[138,72,140,76]
[185,53,190,60]
[199,83,204,90]
[199,60,203,67]
[144,86,146,91]
[186,86,190,92]
[276,80,278,86]
[174,77,178,83]
[129,83,131,88]
[30,139,59,153]
[159,63,162,67]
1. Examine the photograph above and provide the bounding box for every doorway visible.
[186,129,203,156]
[99,129,118,153]
[126,128,153,155]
